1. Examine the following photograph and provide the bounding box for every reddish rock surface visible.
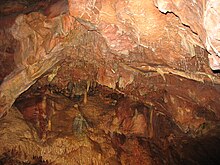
[155,0,220,70]
[1,0,219,117]
[0,0,220,164]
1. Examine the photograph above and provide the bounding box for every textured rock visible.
[0,107,117,165]
[43,0,69,18]
[0,12,65,117]
[154,0,220,70]
[0,0,220,144]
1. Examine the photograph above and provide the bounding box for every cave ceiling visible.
[1,0,220,164]
[0,0,220,139]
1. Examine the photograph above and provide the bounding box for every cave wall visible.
[0,0,220,164]
[0,0,219,136]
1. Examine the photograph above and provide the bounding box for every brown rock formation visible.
[0,0,220,164]
[154,0,220,70]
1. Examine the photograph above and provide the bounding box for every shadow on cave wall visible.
[0,84,220,165]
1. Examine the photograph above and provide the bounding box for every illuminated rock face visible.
[0,0,220,148]
[0,0,220,164]
[154,0,220,70]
